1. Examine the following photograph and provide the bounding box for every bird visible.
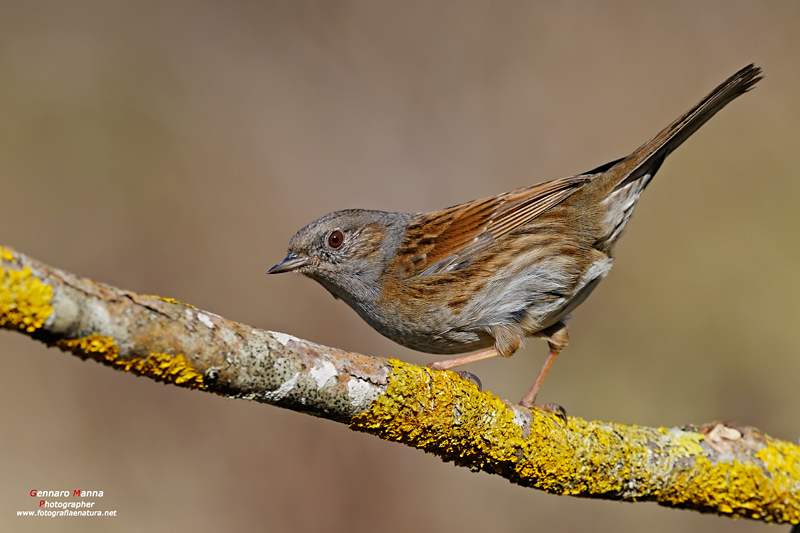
[269,64,762,410]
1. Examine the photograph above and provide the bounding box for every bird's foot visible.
[526,402,567,424]
[452,371,482,391]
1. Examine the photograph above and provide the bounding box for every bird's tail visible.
[592,64,762,248]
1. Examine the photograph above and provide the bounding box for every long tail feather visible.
[608,64,762,193]
[591,64,761,250]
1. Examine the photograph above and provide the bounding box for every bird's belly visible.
[356,300,496,354]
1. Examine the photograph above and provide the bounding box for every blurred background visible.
[1,1,798,531]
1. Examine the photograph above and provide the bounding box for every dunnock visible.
[270,64,761,409]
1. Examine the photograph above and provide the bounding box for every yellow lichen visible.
[142,295,195,308]
[1,246,15,262]
[350,359,800,522]
[58,334,119,360]
[0,247,54,333]
[653,438,800,522]
[658,454,780,519]
[57,334,205,390]
[755,440,800,523]
[670,430,706,456]
[116,352,205,388]
[350,359,573,487]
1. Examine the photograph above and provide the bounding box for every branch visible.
[1,245,798,524]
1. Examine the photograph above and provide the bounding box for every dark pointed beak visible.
[268,253,309,274]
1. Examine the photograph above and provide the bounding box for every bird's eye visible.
[327,230,344,249]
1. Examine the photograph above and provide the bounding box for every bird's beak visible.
[268,253,309,274]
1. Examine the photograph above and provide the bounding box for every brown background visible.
[1,2,799,532]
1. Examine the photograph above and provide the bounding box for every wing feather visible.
[395,175,591,278]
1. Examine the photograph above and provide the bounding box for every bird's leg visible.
[520,322,569,408]
[427,347,501,371]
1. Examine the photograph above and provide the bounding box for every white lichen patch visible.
[197,313,215,329]
[269,331,302,346]
[310,360,337,390]
[47,292,79,333]
[510,405,528,429]
[261,372,300,402]
[347,377,376,410]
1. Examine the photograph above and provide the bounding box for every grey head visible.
[269,209,411,308]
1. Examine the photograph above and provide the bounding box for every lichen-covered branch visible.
[1,245,798,524]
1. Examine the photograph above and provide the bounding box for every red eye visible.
[327,230,344,248]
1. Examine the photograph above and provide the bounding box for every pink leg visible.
[519,346,561,407]
[520,321,569,408]
[427,347,501,371]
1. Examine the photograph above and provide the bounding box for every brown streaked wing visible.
[396,175,591,278]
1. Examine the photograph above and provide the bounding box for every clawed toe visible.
[527,402,567,423]
[425,363,483,391]
[453,371,482,391]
